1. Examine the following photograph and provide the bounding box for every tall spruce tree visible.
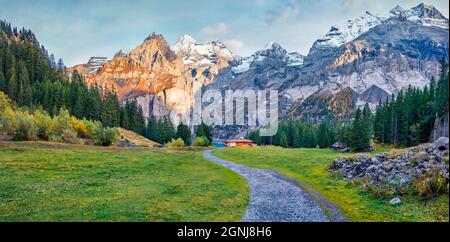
[176,122,191,145]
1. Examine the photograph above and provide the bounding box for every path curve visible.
[204,149,347,222]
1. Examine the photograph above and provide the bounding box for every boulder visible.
[433,137,449,151]
[411,151,428,163]
[383,163,394,172]
[389,197,402,206]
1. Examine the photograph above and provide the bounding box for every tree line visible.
[247,103,373,152]
[374,59,449,147]
[0,91,119,146]
[145,117,212,146]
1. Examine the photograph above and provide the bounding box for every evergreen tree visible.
[436,59,449,117]
[176,122,191,145]
[0,70,5,93]
[292,127,301,148]
[7,65,17,100]
[196,122,213,145]
[135,105,146,135]
[279,131,288,148]
[362,103,373,147]
[120,106,130,130]
[317,122,332,148]
[351,108,370,152]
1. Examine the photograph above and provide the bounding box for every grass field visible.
[212,146,449,222]
[0,142,248,222]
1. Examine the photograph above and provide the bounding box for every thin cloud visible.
[266,0,300,25]
[200,22,229,37]
[224,39,245,52]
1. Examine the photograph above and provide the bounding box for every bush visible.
[61,128,79,144]
[96,127,119,146]
[82,119,102,140]
[0,108,16,135]
[53,109,73,134]
[0,91,12,113]
[167,138,186,148]
[70,117,89,138]
[361,179,398,199]
[0,92,17,135]
[413,168,448,196]
[33,109,55,140]
[0,92,119,146]
[193,136,209,147]
[14,111,37,141]
[49,134,63,143]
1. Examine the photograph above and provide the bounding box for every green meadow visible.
[0,142,248,222]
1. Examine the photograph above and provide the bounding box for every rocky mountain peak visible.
[129,33,177,64]
[171,34,234,67]
[144,32,165,42]
[389,5,406,16]
[413,3,444,18]
[312,3,448,53]
[257,42,288,58]
[311,10,385,50]
[172,34,197,54]
[389,3,448,29]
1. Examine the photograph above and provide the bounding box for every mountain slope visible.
[75,33,235,121]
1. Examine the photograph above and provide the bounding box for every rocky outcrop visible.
[432,112,449,141]
[331,137,449,190]
[67,57,109,78]
[75,33,235,122]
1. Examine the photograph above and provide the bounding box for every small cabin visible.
[224,139,257,147]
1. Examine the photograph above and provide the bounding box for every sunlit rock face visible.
[72,33,235,122]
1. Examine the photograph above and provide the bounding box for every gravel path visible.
[203,150,334,222]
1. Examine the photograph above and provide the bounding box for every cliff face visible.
[432,112,449,141]
[75,34,234,121]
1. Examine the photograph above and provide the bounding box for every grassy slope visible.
[212,146,449,222]
[0,142,248,222]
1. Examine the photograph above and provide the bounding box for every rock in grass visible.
[389,197,402,206]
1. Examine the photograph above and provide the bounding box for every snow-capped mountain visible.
[312,3,449,52]
[231,42,304,74]
[172,34,235,67]
[312,11,385,49]
[390,3,449,29]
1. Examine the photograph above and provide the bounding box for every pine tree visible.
[7,65,17,100]
[436,59,449,117]
[317,122,332,148]
[362,103,373,147]
[176,122,191,145]
[351,108,365,151]
[292,127,301,148]
[135,105,146,135]
[0,70,6,94]
[196,122,213,145]
[120,107,130,129]
[279,131,288,148]
[57,58,65,73]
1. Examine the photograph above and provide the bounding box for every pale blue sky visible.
[1,0,448,66]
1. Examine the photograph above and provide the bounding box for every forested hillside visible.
[0,20,146,134]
